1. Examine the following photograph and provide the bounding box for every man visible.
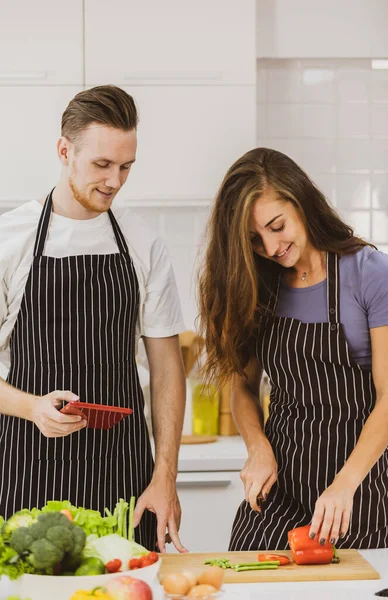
[0,85,187,554]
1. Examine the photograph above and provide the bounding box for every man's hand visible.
[31,391,87,438]
[241,438,278,511]
[133,473,187,554]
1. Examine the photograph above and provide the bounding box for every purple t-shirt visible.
[275,246,388,370]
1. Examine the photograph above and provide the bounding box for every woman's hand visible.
[309,477,356,544]
[241,437,278,511]
[30,391,87,438]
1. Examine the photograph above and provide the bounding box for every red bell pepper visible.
[258,553,291,566]
[288,525,338,565]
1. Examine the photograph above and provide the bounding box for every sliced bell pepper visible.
[258,553,291,566]
[288,525,335,565]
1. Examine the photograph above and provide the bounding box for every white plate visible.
[0,557,161,600]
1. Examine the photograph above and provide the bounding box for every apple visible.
[106,575,153,600]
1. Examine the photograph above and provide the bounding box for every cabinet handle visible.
[176,479,232,488]
[0,71,48,81]
[123,70,223,82]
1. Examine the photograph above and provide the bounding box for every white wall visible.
[255,58,388,255]
[1,3,388,332]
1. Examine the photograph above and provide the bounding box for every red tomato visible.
[147,551,159,564]
[105,558,122,573]
[129,557,142,570]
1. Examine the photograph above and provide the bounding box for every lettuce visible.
[0,544,36,580]
[83,534,148,566]
[42,501,117,538]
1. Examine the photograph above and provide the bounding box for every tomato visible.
[147,552,159,564]
[129,558,142,570]
[105,558,122,573]
[258,553,291,566]
[139,557,153,568]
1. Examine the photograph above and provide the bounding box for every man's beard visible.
[69,177,112,214]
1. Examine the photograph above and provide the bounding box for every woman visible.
[198,148,388,550]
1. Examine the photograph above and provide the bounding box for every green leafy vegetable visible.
[0,511,86,578]
[1,509,40,541]
[83,533,148,566]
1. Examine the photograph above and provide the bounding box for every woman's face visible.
[248,186,310,268]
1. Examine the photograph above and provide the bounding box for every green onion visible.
[235,564,279,572]
[128,496,135,541]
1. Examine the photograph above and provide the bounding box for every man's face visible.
[66,123,137,213]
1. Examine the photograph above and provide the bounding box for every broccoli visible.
[9,511,86,575]
[2,509,39,539]
[7,528,34,555]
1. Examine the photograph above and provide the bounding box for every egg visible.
[187,584,218,597]
[162,573,191,595]
[198,566,225,590]
[181,570,198,588]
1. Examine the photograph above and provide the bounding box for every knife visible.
[257,495,269,550]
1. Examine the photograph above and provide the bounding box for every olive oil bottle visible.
[191,378,220,435]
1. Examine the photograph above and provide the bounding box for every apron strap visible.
[33,189,54,257]
[108,209,129,255]
[33,189,129,257]
[327,252,340,324]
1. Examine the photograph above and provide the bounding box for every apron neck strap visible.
[33,189,54,257]
[107,208,129,254]
[33,189,129,257]
[327,252,340,323]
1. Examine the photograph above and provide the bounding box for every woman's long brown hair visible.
[197,148,373,385]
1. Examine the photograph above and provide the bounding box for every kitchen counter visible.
[154,549,388,599]
[178,436,247,472]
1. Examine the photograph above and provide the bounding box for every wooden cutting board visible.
[160,550,380,583]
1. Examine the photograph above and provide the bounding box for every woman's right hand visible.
[240,437,278,512]
[30,391,87,438]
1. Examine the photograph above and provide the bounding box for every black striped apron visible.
[230,252,388,550]
[0,190,157,549]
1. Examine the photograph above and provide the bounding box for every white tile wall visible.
[256,58,388,254]
[118,59,388,329]
[2,59,387,331]
[134,205,211,330]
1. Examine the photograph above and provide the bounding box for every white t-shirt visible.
[0,200,185,378]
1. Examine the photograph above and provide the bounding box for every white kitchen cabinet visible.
[116,86,256,203]
[174,471,243,552]
[257,0,388,58]
[85,0,255,86]
[0,1,83,85]
[0,87,82,205]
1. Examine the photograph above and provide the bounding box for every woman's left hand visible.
[309,478,356,545]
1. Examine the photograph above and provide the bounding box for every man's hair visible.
[61,85,138,148]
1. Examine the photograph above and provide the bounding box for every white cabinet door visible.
[0,87,82,205]
[0,0,83,84]
[257,0,388,58]
[116,86,256,202]
[85,0,255,85]
[174,471,243,552]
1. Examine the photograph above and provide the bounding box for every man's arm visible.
[133,334,187,553]
[0,377,86,437]
[0,376,35,419]
[145,334,186,480]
